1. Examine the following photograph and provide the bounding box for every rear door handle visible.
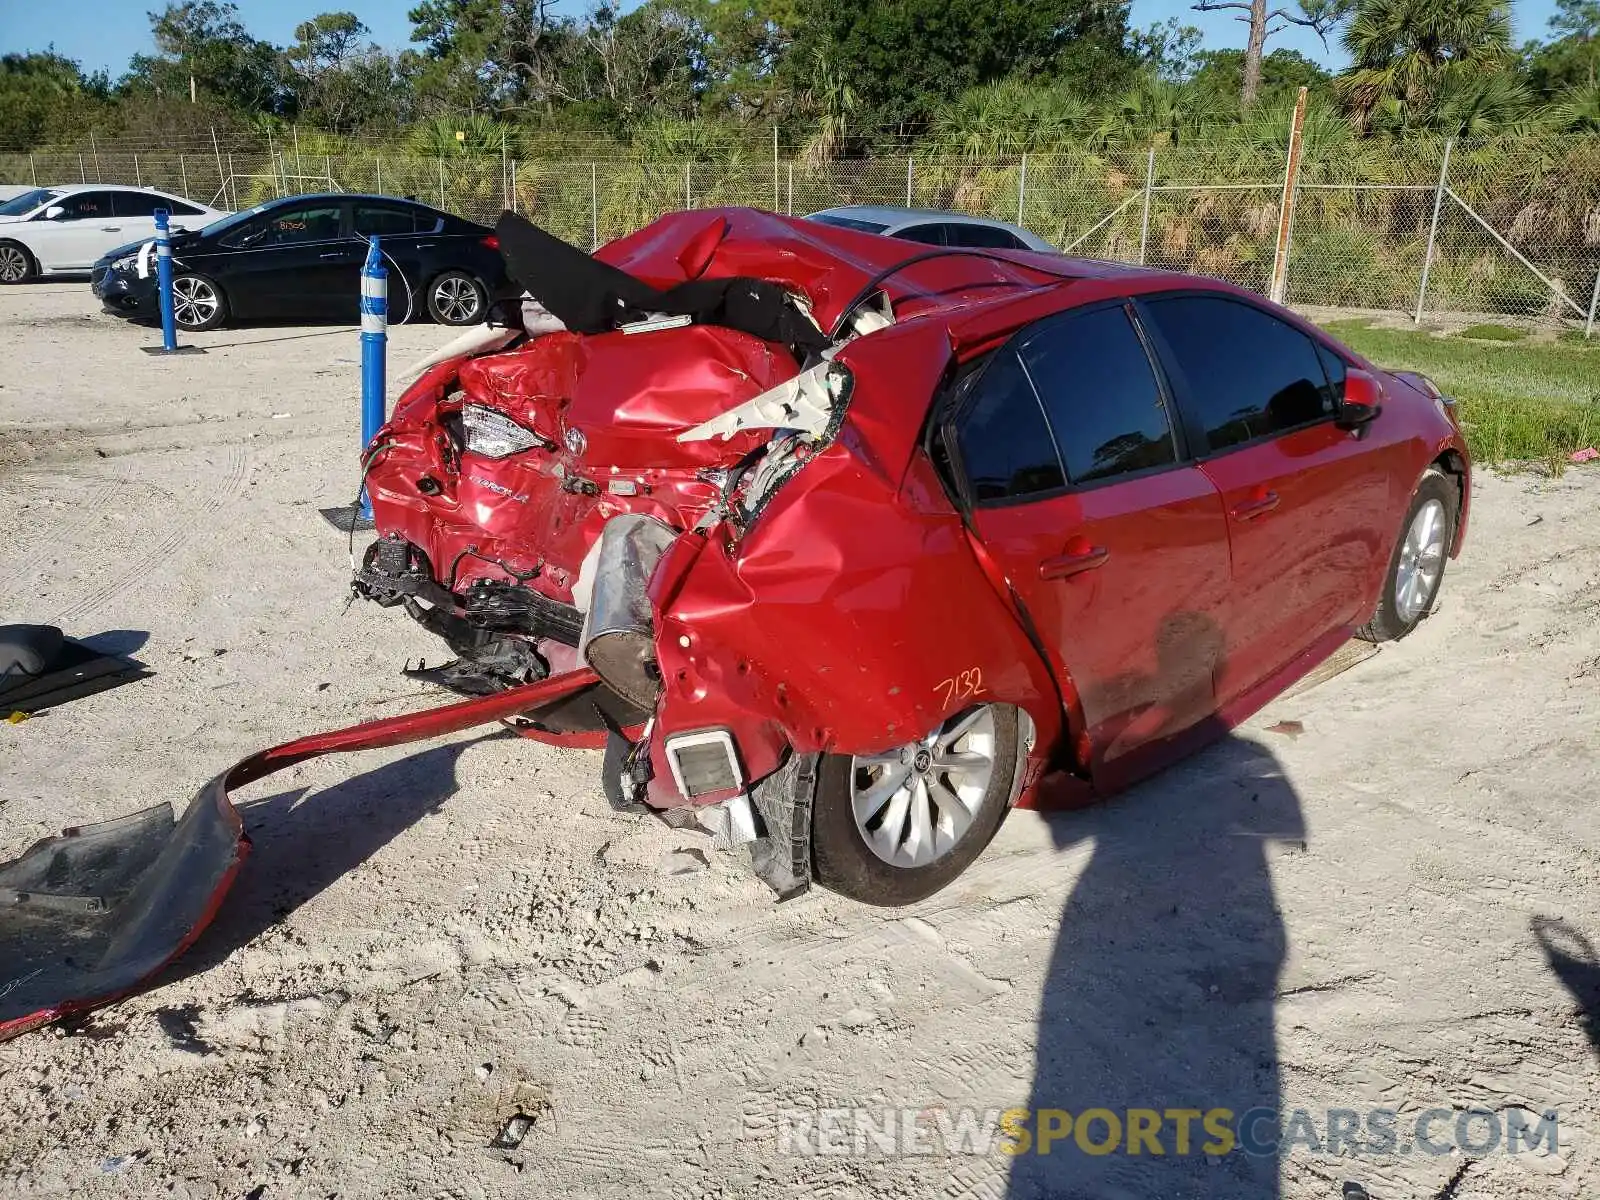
[1231,490,1281,521]
[1040,541,1109,580]
[101,226,122,232]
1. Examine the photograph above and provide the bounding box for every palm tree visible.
[801,50,856,167]
[1337,0,1514,129]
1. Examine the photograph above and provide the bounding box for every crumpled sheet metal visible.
[0,668,599,1040]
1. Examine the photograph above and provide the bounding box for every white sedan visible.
[0,185,231,283]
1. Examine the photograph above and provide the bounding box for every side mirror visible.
[1335,368,1382,432]
[41,205,66,221]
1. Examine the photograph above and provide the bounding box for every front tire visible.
[1358,466,1456,643]
[170,273,227,331]
[426,270,487,325]
[0,241,37,284]
[812,704,1018,906]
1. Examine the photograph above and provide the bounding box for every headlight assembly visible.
[460,404,551,458]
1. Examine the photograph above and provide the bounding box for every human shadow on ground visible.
[1532,916,1600,1056]
[1007,731,1305,1199]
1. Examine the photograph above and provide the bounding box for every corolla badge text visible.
[469,475,528,503]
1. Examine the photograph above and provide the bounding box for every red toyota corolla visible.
[356,207,1470,907]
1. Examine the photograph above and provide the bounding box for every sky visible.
[0,0,1572,80]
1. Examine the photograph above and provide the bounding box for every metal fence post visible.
[685,161,692,209]
[28,154,37,186]
[1139,146,1155,266]
[1585,264,1600,340]
[438,157,446,210]
[1415,139,1453,325]
[78,154,86,183]
[210,127,225,203]
[134,154,142,187]
[773,126,780,211]
[326,154,332,191]
[905,157,913,207]
[787,163,793,215]
[501,130,509,208]
[266,128,277,194]
[293,123,303,179]
[90,132,101,181]
[591,163,599,249]
[227,153,236,208]
[1269,86,1309,306]
[375,155,382,195]
[1017,152,1028,227]
[179,153,188,198]
[510,159,517,213]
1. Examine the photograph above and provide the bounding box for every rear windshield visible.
[0,188,58,216]
[807,213,889,235]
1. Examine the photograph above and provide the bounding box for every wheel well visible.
[1432,450,1467,541]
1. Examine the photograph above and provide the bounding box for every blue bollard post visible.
[154,208,177,352]
[358,236,388,521]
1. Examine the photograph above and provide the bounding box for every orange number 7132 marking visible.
[935,668,984,709]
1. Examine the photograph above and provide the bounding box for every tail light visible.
[460,404,549,457]
[481,235,500,251]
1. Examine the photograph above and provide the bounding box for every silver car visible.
[804,204,1055,252]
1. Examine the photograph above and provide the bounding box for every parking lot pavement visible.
[1,281,1597,1199]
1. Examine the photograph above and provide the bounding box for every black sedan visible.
[92,193,507,331]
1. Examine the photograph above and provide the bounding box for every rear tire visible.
[171,272,227,331]
[426,270,487,325]
[0,241,37,284]
[1358,466,1456,643]
[812,703,1018,906]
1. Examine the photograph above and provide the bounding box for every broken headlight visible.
[460,404,551,458]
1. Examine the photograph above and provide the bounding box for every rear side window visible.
[894,223,948,246]
[1018,306,1177,484]
[953,350,1064,502]
[948,223,1026,250]
[112,191,164,217]
[353,204,419,236]
[1141,296,1336,453]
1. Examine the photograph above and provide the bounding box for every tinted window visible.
[225,203,343,248]
[953,350,1064,502]
[112,191,199,217]
[353,204,419,236]
[1142,296,1335,453]
[894,223,947,246]
[56,192,114,220]
[806,213,888,234]
[948,223,1025,249]
[1019,307,1177,485]
[0,188,57,216]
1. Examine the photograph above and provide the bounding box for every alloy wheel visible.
[1394,497,1446,623]
[0,245,28,283]
[851,706,998,869]
[432,276,481,323]
[172,276,219,327]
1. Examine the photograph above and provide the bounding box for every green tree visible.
[1190,0,1350,106]
[794,0,1133,133]
[287,12,410,131]
[0,52,112,148]
[1524,0,1600,95]
[1337,0,1514,129]
[124,2,287,112]
[1190,47,1332,102]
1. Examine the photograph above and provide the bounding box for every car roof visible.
[807,204,1054,249]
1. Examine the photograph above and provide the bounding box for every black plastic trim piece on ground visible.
[320,505,376,533]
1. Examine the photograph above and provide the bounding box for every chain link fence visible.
[5,132,1599,332]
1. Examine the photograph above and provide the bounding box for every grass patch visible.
[1317,319,1600,468]
[1456,323,1528,342]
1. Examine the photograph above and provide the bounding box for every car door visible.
[948,301,1232,787]
[214,200,352,319]
[350,201,430,316]
[29,190,119,270]
[1137,292,1401,708]
[108,190,165,246]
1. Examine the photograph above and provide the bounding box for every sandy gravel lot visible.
[1,282,1597,1200]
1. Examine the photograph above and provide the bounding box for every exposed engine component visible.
[579,514,678,709]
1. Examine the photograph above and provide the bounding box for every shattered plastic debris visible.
[1569,447,1599,464]
[1265,720,1305,739]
